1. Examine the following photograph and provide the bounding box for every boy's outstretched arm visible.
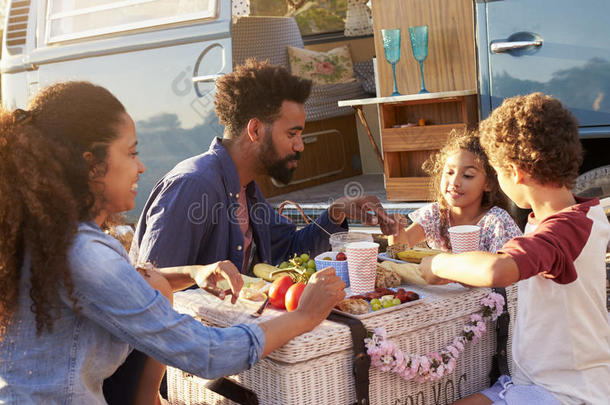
[419,252,520,287]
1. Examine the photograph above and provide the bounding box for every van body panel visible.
[1,0,232,221]
[479,0,610,129]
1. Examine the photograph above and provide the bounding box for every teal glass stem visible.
[409,25,429,94]
[381,28,402,96]
[391,63,399,96]
[418,60,428,94]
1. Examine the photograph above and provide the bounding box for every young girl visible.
[392,130,521,253]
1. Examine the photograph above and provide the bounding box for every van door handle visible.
[192,74,224,83]
[491,40,542,53]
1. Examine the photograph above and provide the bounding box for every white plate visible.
[332,285,427,319]
[377,252,408,264]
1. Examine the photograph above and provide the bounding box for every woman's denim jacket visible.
[0,222,264,404]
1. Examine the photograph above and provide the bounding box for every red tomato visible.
[335,252,347,261]
[268,275,294,309]
[285,283,306,312]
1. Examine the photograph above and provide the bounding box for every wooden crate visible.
[168,285,503,404]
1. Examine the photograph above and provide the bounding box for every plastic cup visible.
[449,225,481,254]
[329,231,373,252]
[315,252,350,287]
[345,241,379,294]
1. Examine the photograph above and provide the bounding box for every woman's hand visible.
[294,267,346,328]
[189,260,244,304]
[258,267,346,357]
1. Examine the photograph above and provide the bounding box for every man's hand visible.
[189,260,244,304]
[329,195,399,236]
[418,255,452,285]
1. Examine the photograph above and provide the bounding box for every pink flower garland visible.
[365,291,505,382]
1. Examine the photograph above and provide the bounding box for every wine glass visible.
[381,29,402,96]
[409,25,429,94]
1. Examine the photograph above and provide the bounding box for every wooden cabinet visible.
[371,0,476,97]
[339,91,478,201]
[379,91,478,200]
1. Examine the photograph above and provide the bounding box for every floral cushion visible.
[287,45,357,85]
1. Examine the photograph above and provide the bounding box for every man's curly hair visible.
[423,129,509,249]
[214,59,312,137]
[0,82,126,339]
[479,92,582,188]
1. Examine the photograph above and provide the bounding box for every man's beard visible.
[260,128,300,185]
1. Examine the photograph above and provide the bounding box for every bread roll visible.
[379,261,427,285]
[337,298,370,314]
[375,264,402,288]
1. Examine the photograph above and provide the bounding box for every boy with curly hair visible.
[420,92,610,404]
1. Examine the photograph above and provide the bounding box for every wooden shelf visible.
[385,177,433,201]
[379,93,478,201]
[382,123,466,152]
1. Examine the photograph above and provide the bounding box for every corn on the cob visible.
[396,248,443,263]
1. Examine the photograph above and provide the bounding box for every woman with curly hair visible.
[391,129,522,253]
[0,82,345,404]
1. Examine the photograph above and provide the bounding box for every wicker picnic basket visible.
[168,284,516,405]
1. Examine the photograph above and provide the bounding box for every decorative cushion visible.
[287,45,357,85]
[353,60,376,95]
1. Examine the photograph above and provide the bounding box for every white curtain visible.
[232,0,250,18]
[344,0,373,37]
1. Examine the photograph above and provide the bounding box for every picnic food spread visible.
[218,246,441,315]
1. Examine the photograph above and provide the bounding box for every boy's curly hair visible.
[214,59,312,137]
[479,92,582,188]
[424,129,509,248]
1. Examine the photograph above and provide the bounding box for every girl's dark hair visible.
[0,81,126,338]
[423,129,509,249]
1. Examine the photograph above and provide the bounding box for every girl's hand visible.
[329,195,399,236]
[295,267,346,328]
[388,213,409,246]
[190,261,244,304]
[418,255,451,285]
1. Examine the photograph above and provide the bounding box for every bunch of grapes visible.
[275,253,316,283]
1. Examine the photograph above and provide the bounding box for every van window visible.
[46,0,217,43]
[250,0,346,37]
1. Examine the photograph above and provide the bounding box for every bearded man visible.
[130,59,398,274]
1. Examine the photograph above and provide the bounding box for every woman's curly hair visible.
[424,129,509,249]
[214,58,312,137]
[0,82,126,339]
[479,92,582,188]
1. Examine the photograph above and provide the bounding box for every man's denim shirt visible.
[0,222,265,404]
[130,137,347,270]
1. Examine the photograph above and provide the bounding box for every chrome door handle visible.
[491,40,542,53]
[192,74,224,83]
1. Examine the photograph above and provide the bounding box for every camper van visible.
[2,0,609,224]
